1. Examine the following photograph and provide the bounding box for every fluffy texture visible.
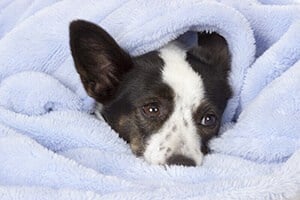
[0,0,300,199]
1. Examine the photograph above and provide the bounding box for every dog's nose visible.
[167,154,196,167]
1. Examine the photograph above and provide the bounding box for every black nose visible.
[167,154,196,167]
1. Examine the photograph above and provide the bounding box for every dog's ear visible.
[192,32,232,112]
[70,20,133,104]
[196,32,231,73]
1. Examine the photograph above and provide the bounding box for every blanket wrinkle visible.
[0,0,300,199]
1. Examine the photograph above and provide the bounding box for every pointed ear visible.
[196,32,232,111]
[69,20,133,104]
[197,32,231,71]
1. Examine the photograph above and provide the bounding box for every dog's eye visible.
[200,114,217,127]
[142,103,160,118]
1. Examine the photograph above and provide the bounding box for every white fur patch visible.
[143,43,206,166]
[95,102,104,121]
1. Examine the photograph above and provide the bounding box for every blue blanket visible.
[0,0,300,199]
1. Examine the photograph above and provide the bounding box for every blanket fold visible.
[0,0,300,199]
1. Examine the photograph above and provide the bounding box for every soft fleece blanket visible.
[1,0,300,199]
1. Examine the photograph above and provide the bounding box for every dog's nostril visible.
[167,154,196,167]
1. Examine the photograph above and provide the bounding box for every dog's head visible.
[70,20,231,166]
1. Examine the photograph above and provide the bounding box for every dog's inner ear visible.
[70,20,133,104]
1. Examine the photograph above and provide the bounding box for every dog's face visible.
[70,20,231,166]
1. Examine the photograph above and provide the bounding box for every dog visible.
[69,20,231,167]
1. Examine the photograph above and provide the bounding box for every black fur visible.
[70,20,232,165]
[187,33,232,153]
[70,20,133,104]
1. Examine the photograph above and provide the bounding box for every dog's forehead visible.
[159,43,205,109]
[127,44,205,107]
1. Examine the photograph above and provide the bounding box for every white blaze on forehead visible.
[160,43,204,109]
[143,43,206,166]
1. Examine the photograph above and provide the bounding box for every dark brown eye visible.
[142,103,160,118]
[200,114,217,127]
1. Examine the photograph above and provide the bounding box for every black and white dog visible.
[70,20,231,167]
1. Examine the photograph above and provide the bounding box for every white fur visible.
[95,103,104,121]
[143,43,205,166]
